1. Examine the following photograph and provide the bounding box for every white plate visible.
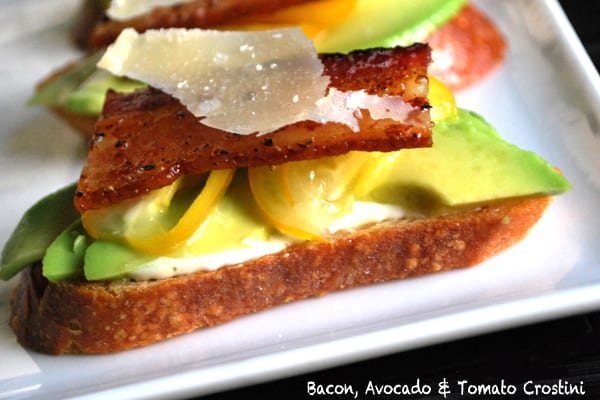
[0,0,599,398]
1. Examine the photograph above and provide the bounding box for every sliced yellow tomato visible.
[248,152,394,240]
[218,0,356,40]
[83,169,234,255]
[429,75,458,123]
[82,179,185,242]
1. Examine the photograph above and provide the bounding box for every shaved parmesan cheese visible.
[106,0,195,21]
[99,27,331,135]
[98,27,413,135]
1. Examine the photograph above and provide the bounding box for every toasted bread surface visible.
[10,196,550,355]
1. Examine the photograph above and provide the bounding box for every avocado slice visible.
[0,183,80,280]
[29,52,102,109]
[42,222,153,282]
[83,240,151,281]
[315,0,468,53]
[42,220,91,282]
[366,109,571,213]
[29,51,145,115]
[64,70,146,115]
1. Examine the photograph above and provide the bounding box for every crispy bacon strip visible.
[89,0,315,49]
[75,44,432,212]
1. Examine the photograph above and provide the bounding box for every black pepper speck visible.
[138,164,156,171]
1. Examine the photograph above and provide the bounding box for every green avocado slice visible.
[29,51,145,115]
[63,70,146,115]
[28,52,102,109]
[365,110,571,213]
[315,0,468,53]
[42,220,91,282]
[0,183,79,280]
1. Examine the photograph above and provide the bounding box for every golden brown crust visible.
[11,196,551,355]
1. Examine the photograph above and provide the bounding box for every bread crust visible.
[10,196,550,355]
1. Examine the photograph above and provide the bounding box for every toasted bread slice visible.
[10,195,550,354]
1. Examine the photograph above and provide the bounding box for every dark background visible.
[197,2,600,398]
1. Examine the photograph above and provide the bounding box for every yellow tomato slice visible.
[249,162,339,241]
[82,179,184,242]
[127,169,234,254]
[429,75,458,123]
[218,0,356,40]
[248,152,392,240]
[83,169,234,255]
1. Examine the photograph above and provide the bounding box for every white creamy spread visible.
[128,237,290,280]
[98,28,412,135]
[128,201,413,280]
[106,0,195,21]
[327,201,411,233]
